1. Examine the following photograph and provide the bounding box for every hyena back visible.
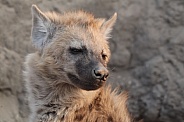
[24,5,133,122]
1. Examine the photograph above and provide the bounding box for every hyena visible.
[24,5,133,122]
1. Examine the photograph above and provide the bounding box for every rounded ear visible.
[31,5,52,49]
[100,13,117,39]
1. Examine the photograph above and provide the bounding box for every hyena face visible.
[31,5,117,90]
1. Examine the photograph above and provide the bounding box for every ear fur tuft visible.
[101,13,117,39]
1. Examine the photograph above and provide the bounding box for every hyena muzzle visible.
[67,50,110,90]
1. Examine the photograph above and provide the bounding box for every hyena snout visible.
[92,65,109,81]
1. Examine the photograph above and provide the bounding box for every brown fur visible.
[24,5,133,122]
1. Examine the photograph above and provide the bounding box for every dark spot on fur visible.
[61,115,65,121]
[37,108,44,114]
[107,116,113,122]
[93,93,102,111]
[75,115,84,121]
[48,74,58,80]
[34,84,41,90]
[89,104,93,112]
[74,107,86,121]
[44,111,57,117]
[44,104,54,107]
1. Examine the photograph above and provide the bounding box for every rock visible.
[110,46,131,67]
[0,92,22,122]
[0,46,25,122]
[0,46,22,95]
[0,0,184,122]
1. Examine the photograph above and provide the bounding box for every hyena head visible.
[31,5,117,91]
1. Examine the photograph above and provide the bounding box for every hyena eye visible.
[69,47,83,54]
[102,54,108,60]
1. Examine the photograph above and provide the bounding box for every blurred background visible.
[0,0,184,122]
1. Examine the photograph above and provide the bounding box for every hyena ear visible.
[100,13,117,39]
[31,5,53,49]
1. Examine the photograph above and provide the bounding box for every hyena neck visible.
[48,83,101,107]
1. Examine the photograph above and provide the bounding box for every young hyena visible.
[24,5,133,122]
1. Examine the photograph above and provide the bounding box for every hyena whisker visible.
[108,67,116,72]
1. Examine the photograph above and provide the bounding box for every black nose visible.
[92,67,109,81]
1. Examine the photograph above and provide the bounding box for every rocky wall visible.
[0,0,183,122]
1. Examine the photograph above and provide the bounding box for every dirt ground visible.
[0,0,184,122]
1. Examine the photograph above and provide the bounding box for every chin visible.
[78,81,105,91]
[67,73,106,91]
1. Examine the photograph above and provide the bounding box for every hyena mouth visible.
[67,73,105,91]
